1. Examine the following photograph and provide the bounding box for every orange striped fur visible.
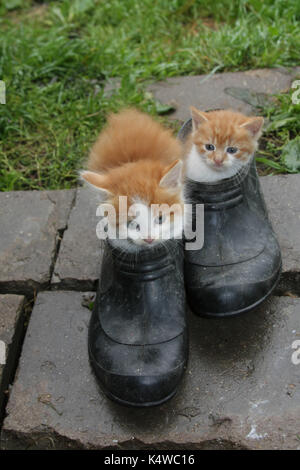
[81,109,184,244]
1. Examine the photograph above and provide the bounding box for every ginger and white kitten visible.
[185,107,264,183]
[80,109,184,252]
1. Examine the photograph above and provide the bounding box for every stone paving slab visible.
[0,190,75,295]
[262,174,300,275]
[148,67,300,120]
[52,175,300,292]
[51,189,103,291]
[1,291,300,450]
[0,295,25,419]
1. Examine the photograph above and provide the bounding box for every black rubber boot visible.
[179,119,282,318]
[88,240,188,407]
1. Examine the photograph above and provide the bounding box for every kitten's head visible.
[190,107,264,173]
[81,160,183,251]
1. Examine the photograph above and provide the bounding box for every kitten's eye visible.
[205,144,215,151]
[226,146,238,154]
[127,220,140,231]
[154,214,166,225]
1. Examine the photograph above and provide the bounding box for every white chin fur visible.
[104,201,183,253]
[108,220,183,253]
[186,145,249,183]
[110,238,159,253]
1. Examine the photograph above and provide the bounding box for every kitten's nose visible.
[214,157,224,166]
[144,238,154,244]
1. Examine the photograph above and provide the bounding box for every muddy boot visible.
[88,240,188,407]
[179,119,282,317]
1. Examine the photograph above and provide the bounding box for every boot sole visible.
[99,384,178,408]
[189,264,282,318]
[88,347,184,408]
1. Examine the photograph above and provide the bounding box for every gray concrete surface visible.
[148,67,300,120]
[51,189,103,291]
[261,174,300,275]
[1,291,300,450]
[0,190,75,294]
[0,295,25,419]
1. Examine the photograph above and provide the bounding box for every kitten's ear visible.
[190,106,208,131]
[240,117,264,138]
[159,160,182,189]
[79,171,112,201]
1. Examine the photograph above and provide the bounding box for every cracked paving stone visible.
[0,190,75,295]
[1,292,300,450]
[51,189,104,291]
[0,294,25,419]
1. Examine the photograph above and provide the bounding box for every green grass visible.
[257,86,300,174]
[0,0,300,190]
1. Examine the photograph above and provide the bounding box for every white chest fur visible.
[186,144,243,183]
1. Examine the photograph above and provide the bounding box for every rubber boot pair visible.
[88,119,282,407]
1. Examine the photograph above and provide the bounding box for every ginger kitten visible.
[185,107,264,183]
[80,109,184,251]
